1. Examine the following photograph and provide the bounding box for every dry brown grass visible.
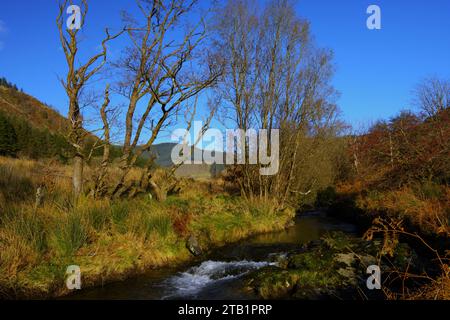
[356,187,449,236]
[0,157,294,298]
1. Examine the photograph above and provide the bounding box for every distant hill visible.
[145,143,226,178]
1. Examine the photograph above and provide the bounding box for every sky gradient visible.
[0,0,449,139]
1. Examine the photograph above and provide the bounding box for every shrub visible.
[316,186,337,207]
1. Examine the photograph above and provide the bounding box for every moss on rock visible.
[245,231,419,299]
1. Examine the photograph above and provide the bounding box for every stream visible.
[67,211,356,300]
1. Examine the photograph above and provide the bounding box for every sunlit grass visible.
[355,186,449,235]
[0,157,295,298]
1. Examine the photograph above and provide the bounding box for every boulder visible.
[186,235,202,256]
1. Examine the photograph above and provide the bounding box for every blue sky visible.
[295,0,450,127]
[0,0,449,141]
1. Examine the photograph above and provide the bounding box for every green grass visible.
[0,208,47,254]
[50,212,89,257]
[145,214,172,238]
[413,180,443,200]
[110,202,130,234]
[0,193,294,298]
[85,206,110,232]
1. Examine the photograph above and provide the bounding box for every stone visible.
[335,253,356,267]
[186,235,202,256]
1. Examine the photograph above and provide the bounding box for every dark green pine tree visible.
[29,129,45,159]
[12,118,32,155]
[0,113,18,156]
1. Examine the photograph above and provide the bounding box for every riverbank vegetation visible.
[0,157,294,298]
[333,98,449,237]
[313,80,449,299]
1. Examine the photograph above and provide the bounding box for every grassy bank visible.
[0,158,294,298]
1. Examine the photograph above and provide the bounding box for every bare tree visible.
[214,0,340,207]
[414,77,450,117]
[414,77,450,170]
[110,0,222,198]
[56,0,123,199]
[86,84,117,198]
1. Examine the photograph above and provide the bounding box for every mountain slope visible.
[0,85,69,135]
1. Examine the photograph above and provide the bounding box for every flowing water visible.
[68,211,356,300]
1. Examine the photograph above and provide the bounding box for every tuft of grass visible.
[110,202,130,234]
[50,213,89,256]
[0,208,47,283]
[413,181,443,200]
[128,210,173,241]
[165,196,190,212]
[84,205,111,232]
[0,208,47,253]
[144,214,172,239]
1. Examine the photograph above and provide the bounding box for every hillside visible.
[0,84,68,135]
[0,81,76,160]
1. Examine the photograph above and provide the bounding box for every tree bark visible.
[73,154,84,198]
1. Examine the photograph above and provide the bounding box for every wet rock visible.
[186,235,202,256]
[337,267,358,285]
[359,254,377,267]
[335,253,356,267]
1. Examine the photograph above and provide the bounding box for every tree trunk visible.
[73,154,84,199]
